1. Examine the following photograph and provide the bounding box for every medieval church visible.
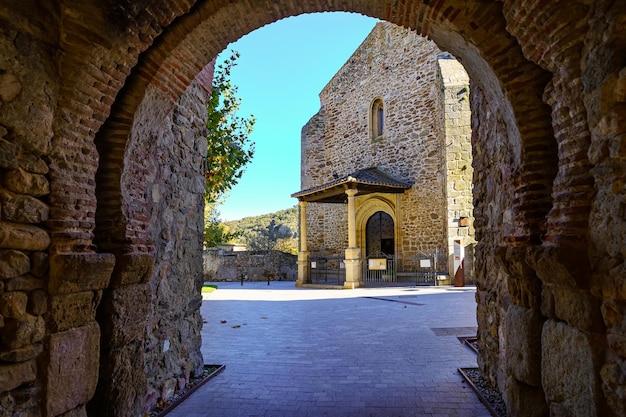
[293,22,474,288]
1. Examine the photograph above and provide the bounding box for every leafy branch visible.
[204,50,256,203]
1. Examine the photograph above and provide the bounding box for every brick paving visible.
[167,282,491,417]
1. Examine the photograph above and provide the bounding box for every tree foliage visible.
[223,206,299,254]
[203,50,255,248]
[203,203,241,248]
[204,50,256,203]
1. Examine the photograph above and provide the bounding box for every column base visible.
[296,251,310,286]
[344,247,362,289]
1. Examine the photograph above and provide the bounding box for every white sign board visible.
[368,258,387,270]
[420,259,431,268]
[454,240,464,272]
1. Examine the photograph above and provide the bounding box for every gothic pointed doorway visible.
[366,211,395,255]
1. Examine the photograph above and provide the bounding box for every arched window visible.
[370,98,384,140]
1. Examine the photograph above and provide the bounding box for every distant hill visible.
[223,206,298,252]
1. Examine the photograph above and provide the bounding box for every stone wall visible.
[203,249,297,282]
[299,22,475,279]
[142,81,208,412]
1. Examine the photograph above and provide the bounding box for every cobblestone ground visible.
[167,282,490,417]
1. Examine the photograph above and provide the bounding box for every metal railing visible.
[306,250,448,286]
[308,254,346,285]
[363,251,396,283]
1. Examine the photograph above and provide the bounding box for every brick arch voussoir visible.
[499,0,596,289]
[501,0,595,249]
[50,0,198,253]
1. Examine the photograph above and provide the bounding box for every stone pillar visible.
[296,200,310,286]
[344,189,362,288]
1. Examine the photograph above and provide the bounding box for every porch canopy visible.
[291,167,413,203]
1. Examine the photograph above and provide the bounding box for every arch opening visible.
[91,6,558,415]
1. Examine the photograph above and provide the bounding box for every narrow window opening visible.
[370,98,384,140]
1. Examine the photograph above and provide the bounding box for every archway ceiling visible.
[292,167,413,203]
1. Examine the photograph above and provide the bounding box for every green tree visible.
[204,50,256,204]
[203,51,255,247]
[203,203,241,248]
[274,237,298,255]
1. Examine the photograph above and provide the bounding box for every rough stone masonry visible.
[0,1,625,417]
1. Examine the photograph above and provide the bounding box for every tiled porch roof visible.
[291,167,413,203]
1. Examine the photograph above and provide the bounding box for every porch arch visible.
[356,194,398,260]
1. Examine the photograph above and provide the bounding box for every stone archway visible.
[366,211,395,256]
[356,195,398,259]
[1,2,625,417]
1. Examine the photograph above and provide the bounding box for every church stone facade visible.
[295,22,474,284]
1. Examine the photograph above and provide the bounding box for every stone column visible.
[295,200,310,286]
[344,188,362,288]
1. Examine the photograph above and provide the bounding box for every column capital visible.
[345,188,358,197]
[299,200,308,208]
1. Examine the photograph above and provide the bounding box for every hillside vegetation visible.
[223,205,299,254]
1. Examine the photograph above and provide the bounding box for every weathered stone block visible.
[99,284,150,349]
[600,361,626,417]
[499,246,542,309]
[601,299,626,336]
[5,275,44,291]
[11,384,40,415]
[504,375,549,417]
[0,291,28,318]
[3,168,49,197]
[48,253,114,295]
[0,360,36,393]
[46,322,100,417]
[0,314,44,349]
[161,377,177,401]
[27,289,47,316]
[88,341,147,417]
[504,305,545,411]
[17,153,48,175]
[108,252,154,287]
[543,285,604,331]
[0,189,49,223]
[0,223,50,251]
[0,138,18,169]
[30,251,48,278]
[48,291,102,333]
[0,343,43,362]
[0,72,22,102]
[542,320,602,417]
[0,249,30,279]
[527,245,591,288]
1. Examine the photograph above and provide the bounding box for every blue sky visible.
[216,12,378,221]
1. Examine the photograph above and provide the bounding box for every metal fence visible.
[398,250,448,285]
[307,250,448,286]
[363,251,396,283]
[309,254,346,285]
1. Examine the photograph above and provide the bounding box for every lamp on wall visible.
[459,217,469,227]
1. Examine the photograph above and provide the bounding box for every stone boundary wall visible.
[203,249,297,282]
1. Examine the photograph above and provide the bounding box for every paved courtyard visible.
[167,282,491,417]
